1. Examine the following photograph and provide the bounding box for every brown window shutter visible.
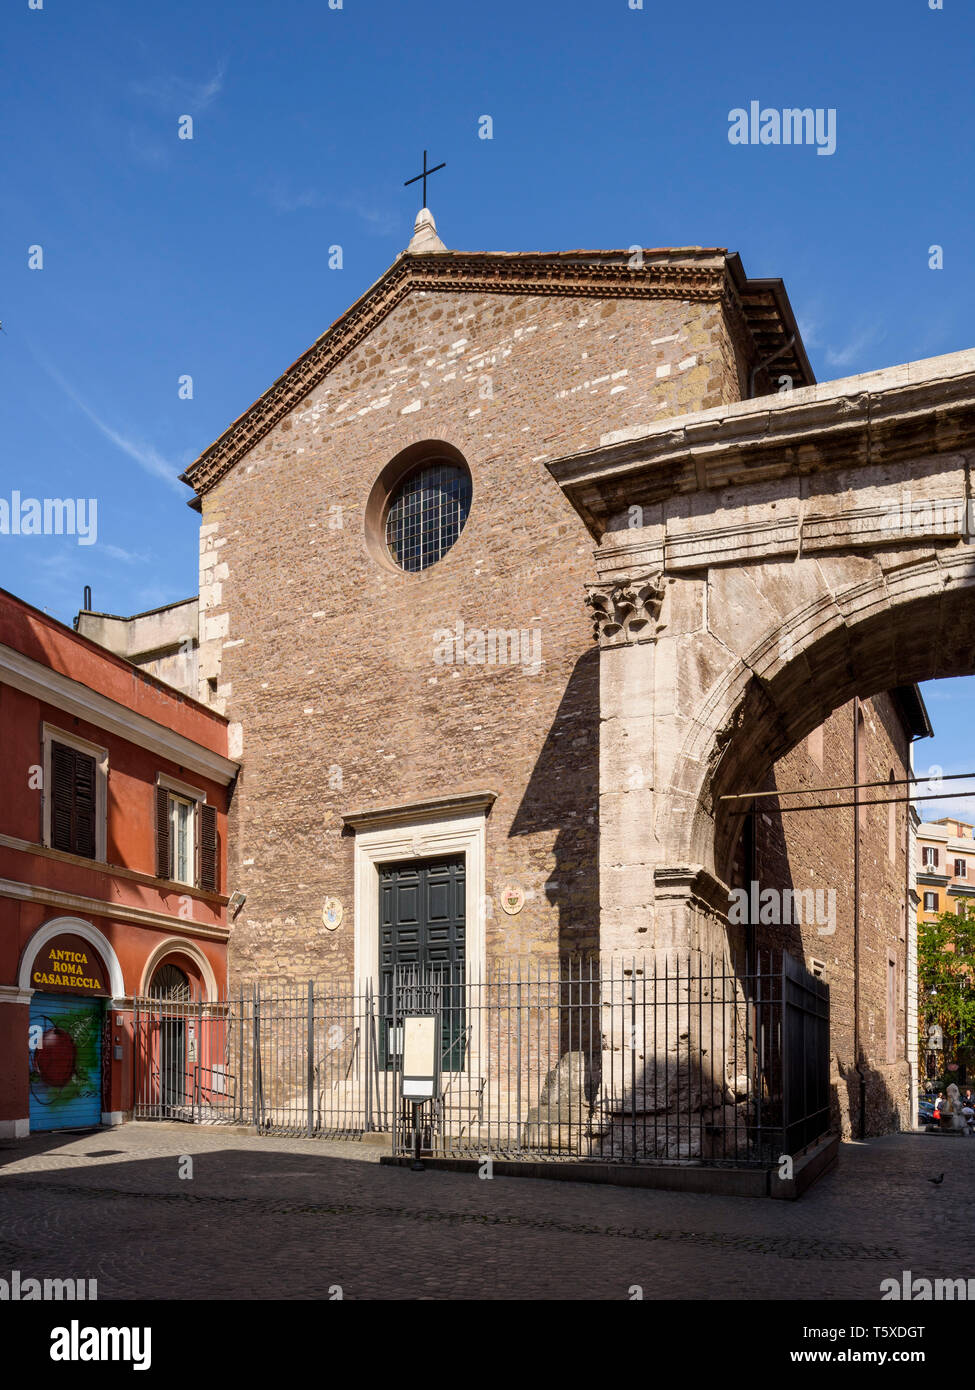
[51,742,97,858]
[156,785,171,879]
[200,802,218,893]
[73,750,96,858]
[51,742,74,852]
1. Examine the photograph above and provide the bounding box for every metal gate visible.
[133,983,390,1134]
[781,953,830,1152]
[133,995,226,1123]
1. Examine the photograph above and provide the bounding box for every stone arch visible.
[138,938,219,1002]
[18,916,126,998]
[666,551,975,886]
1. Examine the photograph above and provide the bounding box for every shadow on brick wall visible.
[726,776,912,1142]
[509,648,600,957]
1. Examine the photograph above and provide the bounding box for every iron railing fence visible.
[388,951,826,1166]
[132,951,830,1167]
[781,952,831,1153]
[133,981,390,1136]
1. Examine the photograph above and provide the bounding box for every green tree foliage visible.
[919,911,975,1077]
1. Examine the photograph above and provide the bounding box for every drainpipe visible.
[853,699,867,1138]
[748,335,797,399]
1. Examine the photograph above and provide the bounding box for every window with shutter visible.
[200,802,218,893]
[155,777,216,890]
[51,742,74,852]
[155,784,171,879]
[168,794,195,885]
[50,741,97,858]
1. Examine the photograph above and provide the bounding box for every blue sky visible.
[1,0,972,809]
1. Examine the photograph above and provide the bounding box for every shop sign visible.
[31,934,110,996]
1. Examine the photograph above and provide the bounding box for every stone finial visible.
[406,207,447,254]
[585,574,666,647]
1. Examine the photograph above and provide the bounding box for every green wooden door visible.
[379,857,466,1071]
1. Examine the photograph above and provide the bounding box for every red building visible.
[0,588,238,1137]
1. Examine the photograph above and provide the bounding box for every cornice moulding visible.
[0,643,239,786]
[548,358,975,538]
[0,876,230,941]
[343,790,498,832]
[0,833,228,905]
[181,250,807,500]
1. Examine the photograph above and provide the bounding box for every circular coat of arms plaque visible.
[322,897,343,930]
[499,884,525,916]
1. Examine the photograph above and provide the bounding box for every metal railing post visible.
[197,994,203,1123]
[307,979,315,1138]
[252,982,260,1130]
[516,962,523,1156]
[364,980,373,1133]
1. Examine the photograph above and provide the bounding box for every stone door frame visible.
[346,793,494,1000]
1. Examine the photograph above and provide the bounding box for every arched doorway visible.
[138,939,218,1002]
[145,962,193,1115]
[149,963,192,1001]
[24,925,114,1132]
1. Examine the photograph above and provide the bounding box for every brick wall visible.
[198,286,749,984]
[186,267,919,1139]
[731,693,914,1136]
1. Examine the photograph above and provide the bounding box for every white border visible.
[18,915,126,999]
[353,810,487,996]
[156,772,207,803]
[0,984,34,1006]
[156,773,209,888]
[138,937,220,1001]
[42,723,109,863]
[0,642,238,784]
[0,875,229,941]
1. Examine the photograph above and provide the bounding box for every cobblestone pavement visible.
[0,1125,971,1300]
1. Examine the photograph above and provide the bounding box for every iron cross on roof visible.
[404,150,446,209]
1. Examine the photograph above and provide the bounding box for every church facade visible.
[163,215,924,1137]
[181,231,809,984]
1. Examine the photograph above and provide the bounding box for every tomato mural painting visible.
[29,996,103,1131]
[35,1026,77,1088]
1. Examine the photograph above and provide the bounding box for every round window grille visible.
[384,461,472,573]
[149,963,191,1001]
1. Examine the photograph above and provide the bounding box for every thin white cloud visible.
[914,762,975,823]
[127,129,170,167]
[339,197,399,237]
[825,325,885,370]
[131,63,226,113]
[269,187,327,214]
[921,682,975,704]
[266,185,399,236]
[797,316,821,350]
[31,349,183,493]
[918,798,975,823]
[102,543,151,564]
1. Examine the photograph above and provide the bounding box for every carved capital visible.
[585,573,666,647]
